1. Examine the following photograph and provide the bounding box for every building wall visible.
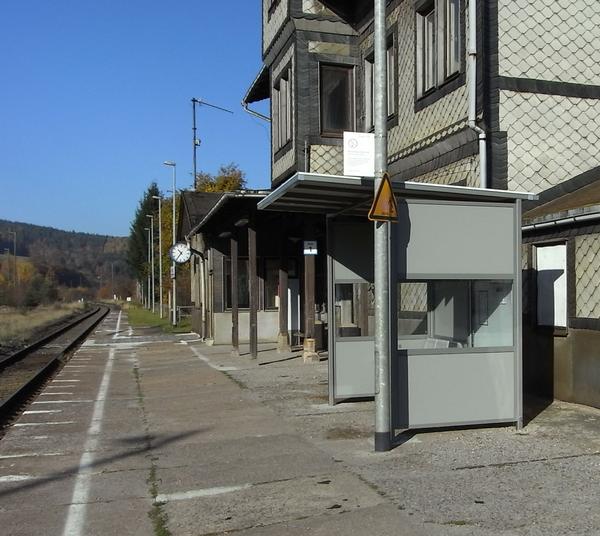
[497,0,600,193]
[498,0,600,85]
[263,0,289,56]
[499,91,600,193]
[271,42,296,183]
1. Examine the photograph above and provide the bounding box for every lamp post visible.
[144,227,151,309]
[152,195,163,318]
[146,214,155,313]
[163,160,177,326]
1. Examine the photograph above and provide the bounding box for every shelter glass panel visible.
[397,280,513,350]
[334,282,374,338]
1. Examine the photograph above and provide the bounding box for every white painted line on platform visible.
[0,475,38,483]
[155,484,252,503]
[40,393,73,396]
[33,400,93,404]
[62,347,115,536]
[112,311,122,339]
[32,436,49,439]
[0,452,62,459]
[14,421,76,427]
[53,380,81,383]
[189,346,239,371]
[24,410,62,415]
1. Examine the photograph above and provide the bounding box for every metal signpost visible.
[373,0,392,452]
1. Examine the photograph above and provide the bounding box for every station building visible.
[181,0,600,425]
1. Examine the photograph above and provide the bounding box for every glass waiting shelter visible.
[258,173,536,430]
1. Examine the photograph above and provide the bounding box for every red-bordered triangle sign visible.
[368,172,398,222]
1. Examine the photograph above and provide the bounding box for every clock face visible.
[169,242,191,264]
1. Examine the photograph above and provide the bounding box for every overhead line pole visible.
[374,0,392,452]
[191,97,233,190]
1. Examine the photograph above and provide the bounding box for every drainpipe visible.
[241,101,271,123]
[468,0,487,189]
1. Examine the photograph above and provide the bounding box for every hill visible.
[0,219,133,305]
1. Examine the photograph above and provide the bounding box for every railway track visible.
[0,305,110,422]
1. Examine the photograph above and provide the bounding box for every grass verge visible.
[126,305,191,333]
[0,302,86,347]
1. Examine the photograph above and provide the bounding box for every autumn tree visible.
[195,163,246,192]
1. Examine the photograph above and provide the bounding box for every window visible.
[334,282,374,337]
[320,64,354,137]
[416,0,461,98]
[535,244,567,328]
[273,67,292,151]
[397,280,513,350]
[263,258,279,310]
[364,37,396,131]
[224,258,249,309]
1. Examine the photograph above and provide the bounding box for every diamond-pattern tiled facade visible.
[498,0,600,85]
[500,90,600,193]
[263,0,289,55]
[410,156,479,188]
[576,234,600,318]
[309,145,343,175]
[360,2,470,165]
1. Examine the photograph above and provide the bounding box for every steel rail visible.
[0,306,110,417]
[0,306,105,369]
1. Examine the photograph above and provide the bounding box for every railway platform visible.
[1,309,600,535]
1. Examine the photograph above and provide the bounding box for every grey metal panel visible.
[330,221,374,281]
[406,352,516,427]
[403,201,515,278]
[334,339,375,398]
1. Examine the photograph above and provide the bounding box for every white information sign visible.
[343,131,375,177]
[303,240,318,255]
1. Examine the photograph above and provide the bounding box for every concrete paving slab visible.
[161,472,386,535]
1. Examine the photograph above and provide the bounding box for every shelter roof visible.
[257,173,536,216]
[179,191,224,240]
[184,190,270,238]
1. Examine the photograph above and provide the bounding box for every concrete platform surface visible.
[0,309,599,535]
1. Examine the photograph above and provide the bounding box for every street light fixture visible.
[146,214,155,313]
[152,195,163,318]
[163,160,177,326]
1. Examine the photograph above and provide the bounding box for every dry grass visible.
[0,302,86,347]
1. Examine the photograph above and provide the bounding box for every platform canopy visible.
[257,173,537,216]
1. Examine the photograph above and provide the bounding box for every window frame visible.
[319,63,356,138]
[415,0,464,104]
[272,65,293,154]
[364,32,397,132]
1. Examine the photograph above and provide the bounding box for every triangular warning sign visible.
[368,172,398,222]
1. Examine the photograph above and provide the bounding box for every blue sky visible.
[0,1,270,237]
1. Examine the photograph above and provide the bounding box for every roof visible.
[524,180,600,221]
[179,191,224,239]
[522,179,600,230]
[243,65,269,105]
[257,173,537,216]
[184,190,270,238]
